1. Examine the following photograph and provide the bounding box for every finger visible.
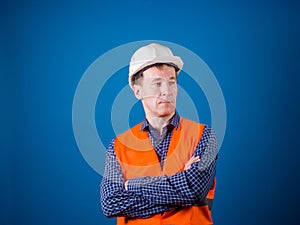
[193,156,200,160]
[186,156,199,165]
[191,156,200,163]
[194,157,200,162]
[184,156,201,170]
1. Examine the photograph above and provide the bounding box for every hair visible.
[131,63,179,86]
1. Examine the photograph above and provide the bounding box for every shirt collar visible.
[141,111,180,131]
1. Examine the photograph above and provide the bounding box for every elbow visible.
[102,210,114,218]
[198,192,208,202]
[100,183,117,218]
[194,178,215,201]
[194,187,208,201]
[101,200,116,218]
[100,190,116,218]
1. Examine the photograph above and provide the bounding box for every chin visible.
[144,103,176,118]
[157,108,175,117]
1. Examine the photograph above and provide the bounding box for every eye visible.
[169,80,176,85]
[153,82,161,87]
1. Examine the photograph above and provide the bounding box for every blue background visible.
[2,0,300,224]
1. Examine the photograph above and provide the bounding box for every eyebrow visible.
[151,76,177,82]
[151,78,162,82]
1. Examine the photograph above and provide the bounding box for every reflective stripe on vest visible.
[114,118,215,225]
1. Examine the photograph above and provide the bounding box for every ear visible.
[133,84,143,100]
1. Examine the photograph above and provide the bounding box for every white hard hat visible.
[128,43,184,89]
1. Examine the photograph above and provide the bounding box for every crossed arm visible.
[123,155,200,190]
[100,126,218,218]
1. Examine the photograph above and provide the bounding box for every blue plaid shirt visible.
[100,112,218,218]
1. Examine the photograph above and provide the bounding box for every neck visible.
[146,112,175,136]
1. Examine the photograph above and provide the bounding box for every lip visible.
[158,100,172,104]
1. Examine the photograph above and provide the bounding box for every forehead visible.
[142,65,176,80]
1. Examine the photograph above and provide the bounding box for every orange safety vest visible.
[114,118,216,225]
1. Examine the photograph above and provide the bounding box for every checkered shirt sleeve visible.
[100,125,218,218]
[100,141,176,218]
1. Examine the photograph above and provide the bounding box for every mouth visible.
[158,100,173,104]
[156,96,175,105]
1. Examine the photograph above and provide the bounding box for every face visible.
[133,65,178,118]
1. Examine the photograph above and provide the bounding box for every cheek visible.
[142,98,157,110]
[143,88,160,97]
[171,87,178,96]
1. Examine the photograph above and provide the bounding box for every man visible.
[100,43,218,225]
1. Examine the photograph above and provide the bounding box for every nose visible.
[160,82,171,96]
